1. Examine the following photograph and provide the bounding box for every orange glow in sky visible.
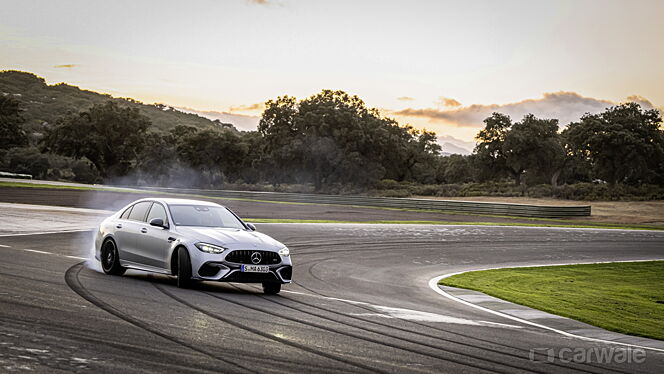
[1,0,662,147]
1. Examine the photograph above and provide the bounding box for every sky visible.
[1,0,663,153]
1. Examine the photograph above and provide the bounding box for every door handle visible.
[140,228,148,233]
[116,224,122,229]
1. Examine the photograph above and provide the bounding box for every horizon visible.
[2,0,663,151]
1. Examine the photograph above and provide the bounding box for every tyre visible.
[262,282,281,295]
[100,239,126,276]
[177,247,193,288]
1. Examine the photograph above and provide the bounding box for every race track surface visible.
[1,205,663,373]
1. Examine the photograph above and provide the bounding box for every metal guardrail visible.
[140,187,591,218]
[0,171,32,179]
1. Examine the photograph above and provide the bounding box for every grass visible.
[1,181,662,231]
[0,181,144,193]
[440,261,664,341]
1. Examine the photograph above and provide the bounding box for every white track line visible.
[1,246,87,261]
[65,255,87,260]
[0,229,91,237]
[429,259,664,353]
[23,249,51,255]
[281,290,521,328]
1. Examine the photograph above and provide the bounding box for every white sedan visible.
[94,198,292,294]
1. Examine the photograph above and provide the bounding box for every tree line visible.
[1,89,663,194]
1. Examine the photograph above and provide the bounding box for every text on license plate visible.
[241,265,270,273]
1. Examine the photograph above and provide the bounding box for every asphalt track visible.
[1,204,664,373]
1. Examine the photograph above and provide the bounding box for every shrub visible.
[4,147,49,179]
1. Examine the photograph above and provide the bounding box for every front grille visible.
[224,250,280,265]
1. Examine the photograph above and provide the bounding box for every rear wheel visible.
[100,239,126,276]
[177,247,193,288]
[262,282,281,295]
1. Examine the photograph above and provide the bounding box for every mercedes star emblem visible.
[251,251,262,264]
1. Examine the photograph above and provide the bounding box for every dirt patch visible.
[415,196,664,226]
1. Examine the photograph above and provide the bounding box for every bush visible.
[70,159,102,184]
[375,179,404,190]
[553,183,664,201]
[371,189,411,198]
[370,179,664,201]
[412,184,439,196]
[526,184,553,198]
[45,153,101,184]
[4,147,49,179]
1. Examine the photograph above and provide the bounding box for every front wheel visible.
[100,239,126,276]
[177,247,193,288]
[262,282,281,295]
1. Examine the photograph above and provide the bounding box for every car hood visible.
[175,226,284,251]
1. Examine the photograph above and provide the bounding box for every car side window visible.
[146,203,168,225]
[120,205,133,220]
[128,202,152,222]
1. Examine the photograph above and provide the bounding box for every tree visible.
[437,154,474,184]
[402,129,441,184]
[175,127,248,186]
[0,96,28,150]
[43,101,151,178]
[258,89,441,190]
[258,95,300,185]
[502,114,565,186]
[474,113,512,182]
[136,131,179,185]
[563,103,664,185]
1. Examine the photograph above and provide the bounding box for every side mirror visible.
[246,223,256,231]
[149,218,167,228]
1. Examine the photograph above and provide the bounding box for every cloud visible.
[437,97,462,107]
[176,107,260,132]
[625,95,655,108]
[397,96,415,101]
[229,102,264,112]
[53,64,77,68]
[393,92,658,128]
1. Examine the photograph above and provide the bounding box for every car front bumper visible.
[194,261,292,284]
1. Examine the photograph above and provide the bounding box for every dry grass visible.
[414,196,664,226]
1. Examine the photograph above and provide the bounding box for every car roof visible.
[138,197,224,207]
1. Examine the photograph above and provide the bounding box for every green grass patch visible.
[1,181,661,231]
[440,261,664,340]
[0,181,144,193]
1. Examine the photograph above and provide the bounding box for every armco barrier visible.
[140,187,591,219]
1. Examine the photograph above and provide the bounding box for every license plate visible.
[241,265,269,273]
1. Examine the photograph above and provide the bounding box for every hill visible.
[0,70,235,136]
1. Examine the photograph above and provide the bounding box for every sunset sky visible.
[1,0,663,152]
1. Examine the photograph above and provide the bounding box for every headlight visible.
[195,242,226,254]
[278,247,290,257]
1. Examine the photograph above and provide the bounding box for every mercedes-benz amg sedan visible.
[94,198,292,294]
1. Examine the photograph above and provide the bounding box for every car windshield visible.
[169,204,245,229]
